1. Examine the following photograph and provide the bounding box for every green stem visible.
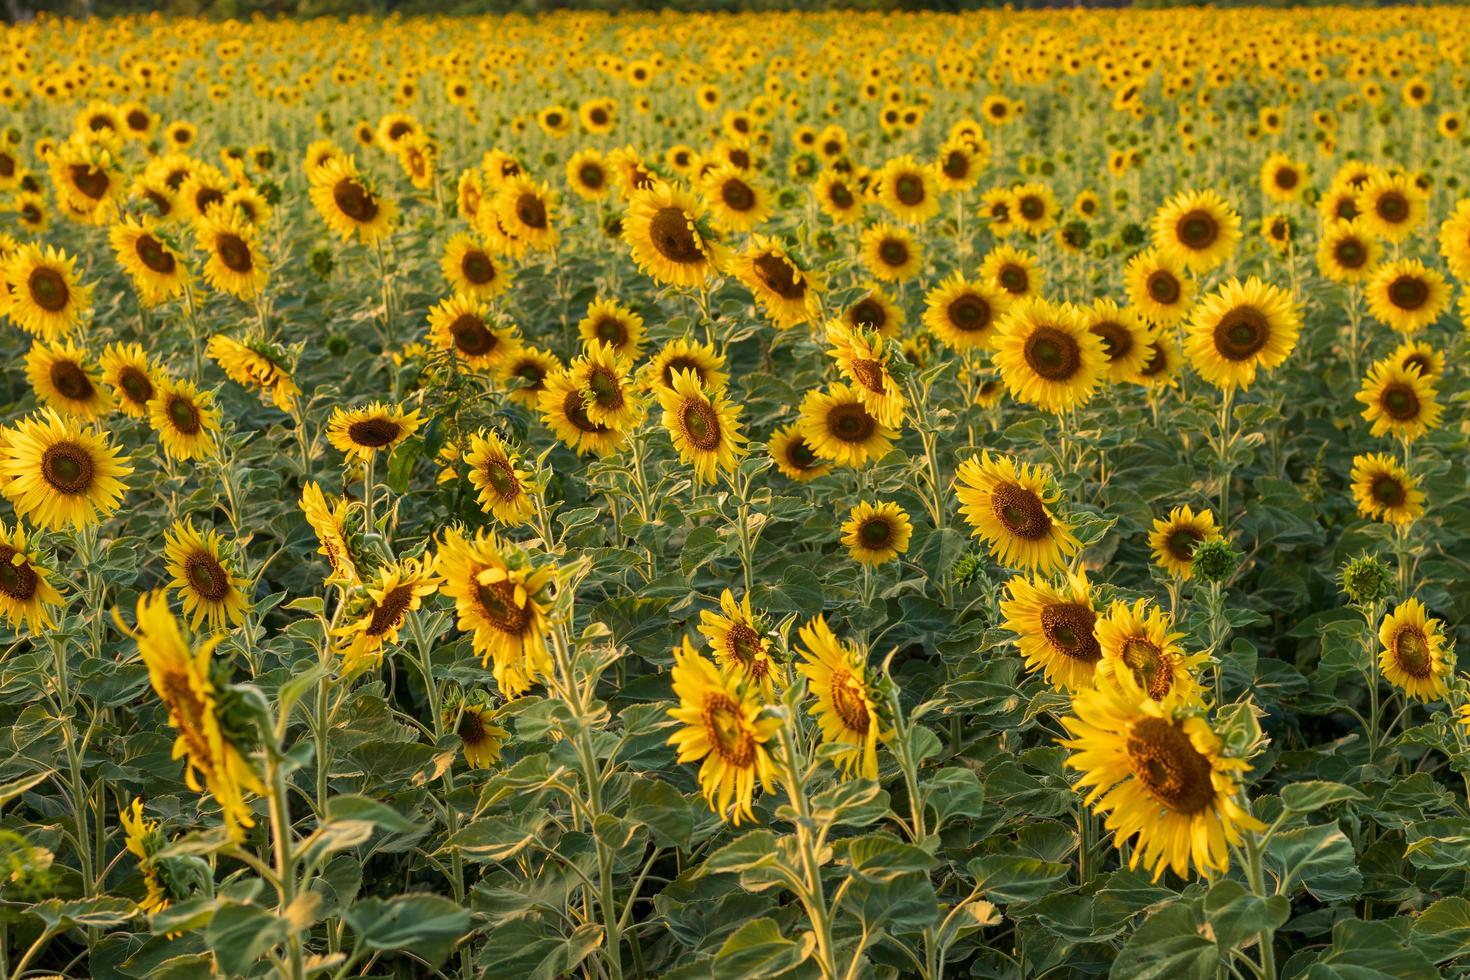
[776,719,837,979]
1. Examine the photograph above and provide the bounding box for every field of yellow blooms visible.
[3,5,1470,978]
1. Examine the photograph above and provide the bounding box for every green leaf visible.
[1294,918,1440,979]
[1109,900,1217,980]
[1404,818,1470,870]
[1281,781,1367,814]
[966,854,1069,905]
[29,896,137,931]
[923,767,984,830]
[0,770,54,809]
[628,779,695,849]
[1202,879,1289,951]
[324,793,423,834]
[206,903,289,976]
[1410,896,1470,963]
[1267,824,1362,902]
[838,834,932,883]
[343,894,470,968]
[705,830,782,875]
[808,779,888,829]
[712,917,814,979]
[680,526,726,578]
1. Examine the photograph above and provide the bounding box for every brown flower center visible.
[782,435,820,471]
[28,268,69,312]
[858,517,893,549]
[948,293,991,332]
[1380,383,1420,420]
[1166,527,1204,561]
[592,317,626,346]
[997,263,1028,294]
[1392,626,1432,678]
[1371,474,1406,507]
[828,668,871,735]
[1387,275,1428,311]
[1212,306,1270,361]
[562,390,608,434]
[878,239,909,268]
[1146,269,1181,305]
[848,299,885,331]
[702,691,755,766]
[41,442,94,494]
[826,402,876,444]
[333,178,379,223]
[367,584,415,637]
[515,193,547,230]
[1090,321,1131,362]
[649,207,704,264]
[1334,238,1367,269]
[166,394,201,434]
[450,315,496,357]
[68,163,110,201]
[185,550,230,601]
[50,359,94,402]
[215,234,253,273]
[849,358,886,394]
[990,482,1050,539]
[476,579,531,635]
[461,251,495,284]
[1375,191,1409,223]
[720,179,755,212]
[118,367,154,405]
[1127,716,1216,815]
[347,418,402,447]
[679,398,722,451]
[753,253,805,300]
[894,173,925,206]
[0,545,38,601]
[1023,326,1082,381]
[136,234,176,274]
[1040,601,1100,662]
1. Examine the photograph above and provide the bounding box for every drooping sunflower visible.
[622,180,729,288]
[1355,360,1441,443]
[797,382,896,468]
[427,293,521,371]
[1094,599,1205,704]
[195,209,267,301]
[205,335,299,413]
[148,377,220,461]
[1378,599,1452,702]
[698,589,780,701]
[1151,188,1242,273]
[300,482,359,586]
[0,520,64,634]
[840,500,912,566]
[26,340,112,420]
[119,799,171,914]
[825,322,905,427]
[701,163,770,233]
[769,423,831,483]
[1148,505,1221,581]
[999,571,1100,691]
[163,519,249,630]
[441,234,510,300]
[2,243,92,340]
[657,368,748,483]
[48,139,124,225]
[1060,683,1264,881]
[1124,248,1194,327]
[333,556,439,677]
[577,299,645,360]
[843,286,904,339]
[875,155,940,224]
[464,428,537,526]
[436,527,556,698]
[326,402,424,461]
[1365,259,1449,335]
[993,298,1105,413]
[732,235,823,330]
[452,699,509,769]
[795,615,889,779]
[0,409,132,530]
[128,591,263,837]
[1183,277,1301,391]
[538,369,627,457]
[980,244,1042,301]
[922,273,1007,351]
[667,637,780,824]
[641,337,728,394]
[860,223,923,283]
[308,156,397,246]
[1316,218,1380,283]
[1350,452,1423,525]
[108,217,187,306]
[954,452,1079,574]
[1084,298,1155,383]
[1356,171,1425,243]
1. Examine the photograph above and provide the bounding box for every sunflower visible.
[1084,298,1155,383]
[108,218,187,306]
[1148,505,1221,581]
[1008,181,1059,235]
[376,112,422,150]
[1183,277,1301,391]
[1124,248,1194,327]
[698,589,779,701]
[493,175,559,256]
[568,341,639,430]
[1350,452,1423,525]
[797,382,896,468]
[667,637,780,824]
[441,234,510,300]
[999,571,1100,691]
[0,520,63,634]
[992,298,1105,412]
[1365,259,1448,335]
[1378,599,1452,702]
[622,180,728,287]
[658,368,748,483]
[327,402,423,461]
[0,410,131,530]
[980,244,1042,301]
[196,209,267,301]
[1060,683,1264,881]
[701,164,770,233]
[814,169,864,225]
[496,346,562,409]
[566,148,611,201]
[119,799,170,914]
[1438,198,1470,281]
[333,556,439,677]
[1389,340,1443,384]
[1355,360,1441,443]
[427,293,521,371]
[14,192,47,234]
[795,615,888,779]
[48,139,124,225]
[176,166,232,224]
[922,273,1007,351]
[825,322,905,427]
[26,340,112,420]
[128,592,263,837]
[163,520,248,631]
[538,369,626,457]
[843,286,904,339]
[979,187,1016,237]
[577,299,645,360]
[149,377,220,461]
[1259,153,1307,203]
[205,335,299,412]
[954,452,1079,574]
[860,223,923,283]
[436,527,556,698]
[875,155,939,224]
[2,243,91,340]
[935,137,986,192]
[841,500,912,566]
[300,482,359,585]
[1356,171,1425,243]
[732,235,823,330]
[769,423,831,483]
[452,700,508,769]
[1094,599,1205,704]
[1316,218,1380,283]
[464,428,536,526]
[308,156,396,246]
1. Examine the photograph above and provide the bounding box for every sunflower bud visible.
[952,551,988,590]
[309,246,335,280]
[1340,554,1392,606]
[1191,538,1241,583]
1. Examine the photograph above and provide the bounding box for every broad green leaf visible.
[628,779,695,849]
[1281,781,1367,814]
[1109,900,1217,980]
[1202,879,1289,951]
[1410,896,1470,963]
[29,896,137,931]
[1267,824,1362,902]
[206,903,289,976]
[966,854,1069,905]
[712,917,814,979]
[343,894,470,968]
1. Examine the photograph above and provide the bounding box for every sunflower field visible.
[7,5,1470,978]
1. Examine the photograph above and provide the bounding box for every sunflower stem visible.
[776,715,838,980]
[1243,829,1278,980]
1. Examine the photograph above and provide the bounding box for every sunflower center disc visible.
[990,482,1051,540]
[859,518,892,548]
[1394,627,1432,677]
[649,207,704,264]
[41,442,94,494]
[849,300,883,330]
[1372,474,1406,506]
[515,194,547,229]
[1040,602,1100,662]
[1126,716,1215,815]
[477,580,530,635]
[51,361,94,401]
[879,240,909,267]
[332,178,378,222]
[1178,211,1218,247]
[1214,307,1269,361]
[702,692,755,766]
[137,235,176,274]
[485,458,519,497]
[1382,384,1419,420]
[1388,275,1428,310]
[368,585,415,636]
[1123,638,1170,698]
[578,165,604,189]
[1377,192,1408,222]
[186,552,230,601]
[1147,270,1180,304]
[1091,322,1130,361]
[593,318,626,345]
[69,163,110,201]
[1167,528,1203,561]
[829,669,872,734]
[754,253,805,299]
[348,418,402,447]
[680,399,722,451]
[0,546,37,601]
[168,395,201,434]
[563,391,607,433]
[28,268,70,311]
[721,180,755,211]
[217,234,253,273]
[462,252,494,284]
[1335,239,1366,268]
[949,295,990,331]
[828,403,876,444]
[829,183,854,208]
[727,623,763,668]
[998,265,1028,293]
[1023,327,1082,381]
[120,368,154,404]
[450,315,495,356]
[895,174,925,206]
[850,358,886,393]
